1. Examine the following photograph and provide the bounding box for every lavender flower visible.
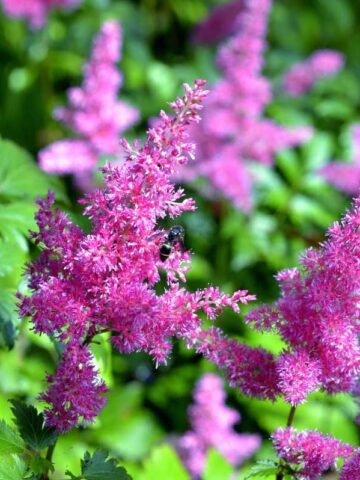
[20,81,255,431]
[272,428,353,480]
[0,0,81,29]
[184,0,312,212]
[283,49,344,96]
[39,21,139,186]
[320,124,360,195]
[340,450,360,479]
[176,373,260,478]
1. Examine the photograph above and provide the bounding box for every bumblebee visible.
[160,225,185,261]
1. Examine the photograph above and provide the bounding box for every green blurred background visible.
[0,0,360,478]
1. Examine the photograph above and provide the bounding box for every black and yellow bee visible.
[160,225,185,261]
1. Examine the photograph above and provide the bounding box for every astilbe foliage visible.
[283,50,344,96]
[39,21,139,188]
[19,81,256,432]
[320,124,360,195]
[184,0,312,212]
[272,428,353,480]
[246,198,360,405]
[176,373,260,478]
[0,0,81,28]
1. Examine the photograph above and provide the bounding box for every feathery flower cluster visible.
[39,21,139,186]
[283,49,344,96]
[20,81,256,431]
[272,428,353,480]
[185,0,312,212]
[246,197,360,405]
[0,0,81,28]
[320,124,360,195]
[340,450,360,480]
[176,373,260,478]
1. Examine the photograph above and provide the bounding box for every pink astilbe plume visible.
[184,0,312,212]
[246,197,360,405]
[340,450,360,480]
[320,124,360,195]
[20,81,257,431]
[39,21,139,185]
[0,0,81,28]
[283,49,344,96]
[176,373,261,478]
[272,428,353,480]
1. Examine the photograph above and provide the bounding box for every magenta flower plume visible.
[340,450,360,480]
[40,345,107,432]
[272,428,353,480]
[283,49,344,96]
[39,21,139,184]
[184,0,312,212]
[247,197,360,405]
[320,124,360,195]
[176,373,261,478]
[0,0,81,29]
[20,81,255,431]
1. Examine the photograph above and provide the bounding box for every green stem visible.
[275,406,297,480]
[41,441,57,480]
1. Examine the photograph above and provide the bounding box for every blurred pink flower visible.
[39,21,139,184]
[320,124,360,195]
[340,450,360,480]
[192,0,244,44]
[177,373,261,478]
[185,0,312,212]
[283,49,344,96]
[0,0,81,28]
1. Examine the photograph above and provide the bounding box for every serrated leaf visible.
[0,138,67,203]
[244,460,278,479]
[65,450,132,480]
[203,449,233,480]
[0,203,36,251]
[10,400,57,451]
[29,455,54,475]
[0,288,19,349]
[0,454,27,480]
[0,420,25,455]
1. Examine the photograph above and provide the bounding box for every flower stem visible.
[41,441,57,480]
[275,406,297,480]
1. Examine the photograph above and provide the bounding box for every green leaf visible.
[0,202,37,251]
[0,138,67,203]
[203,449,233,480]
[0,420,25,455]
[138,445,190,480]
[10,400,57,451]
[0,454,27,480]
[65,450,132,480]
[29,455,54,475]
[244,460,278,479]
[0,288,18,349]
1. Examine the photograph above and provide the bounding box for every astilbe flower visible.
[283,49,344,96]
[0,0,81,29]
[176,373,261,478]
[39,21,139,187]
[20,81,256,431]
[340,449,360,480]
[320,124,360,195]
[246,197,360,405]
[184,0,312,212]
[192,0,244,44]
[272,428,353,480]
